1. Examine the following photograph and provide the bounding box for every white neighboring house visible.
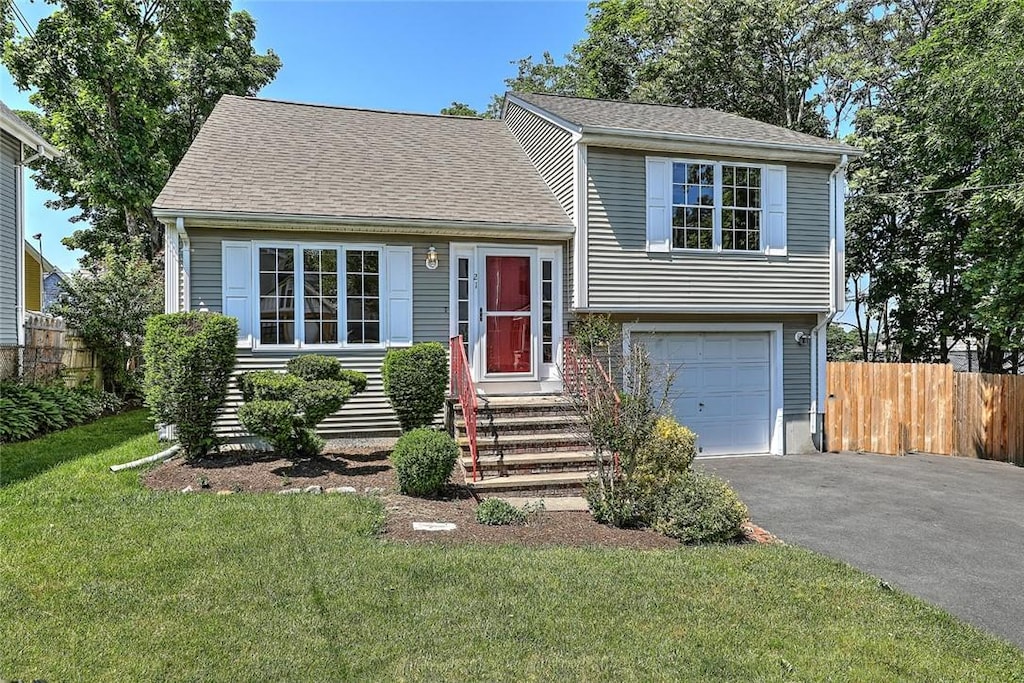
[1,101,58,378]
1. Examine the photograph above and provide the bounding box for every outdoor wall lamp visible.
[425,246,438,270]
[794,331,810,346]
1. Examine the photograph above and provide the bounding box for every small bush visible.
[382,343,447,432]
[236,355,367,458]
[638,417,697,477]
[475,498,528,526]
[651,470,748,543]
[143,312,238,459]
[389,428,459,496]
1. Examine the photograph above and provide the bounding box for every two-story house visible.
[154,93,859,480]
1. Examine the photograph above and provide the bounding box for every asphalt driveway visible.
[702,451,1024,649]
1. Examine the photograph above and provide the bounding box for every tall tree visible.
[2,0,281,263]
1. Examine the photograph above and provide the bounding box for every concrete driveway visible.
[701,451,1024,649]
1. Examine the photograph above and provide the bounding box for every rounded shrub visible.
[143,312,238,458]
[286,354,342,381]
[651,470,749,543]
[389,428,459,497]
[637,417,697,478]
[237,355,367,458]
[381,342,448,432]
[475,498,527,526]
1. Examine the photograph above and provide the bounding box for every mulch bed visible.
[144,443,775,550]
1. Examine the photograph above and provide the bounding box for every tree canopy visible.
[2,0,282,263]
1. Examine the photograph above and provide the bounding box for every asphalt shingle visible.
[154,96,573,228]
[514,92,857,154]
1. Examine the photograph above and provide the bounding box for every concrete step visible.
[465,470,595,492]
[461,432,590,456]
[456,414,586,435]
[461,450,599,470]
[453,395,574,419]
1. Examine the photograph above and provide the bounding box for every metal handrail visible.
[450,335,480,482]
[562,337,621,472]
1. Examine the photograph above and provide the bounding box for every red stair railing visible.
[450,335,480,482]
[562,337,621,472]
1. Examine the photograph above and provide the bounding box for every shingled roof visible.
[513,92,858,155]
[153,95,573,229]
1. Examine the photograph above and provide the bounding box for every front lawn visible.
[2,411,1021,680]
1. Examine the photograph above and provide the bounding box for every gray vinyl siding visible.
[504,101,575,222]
[188,227,571,438]
[0,132,19,345]
[586,147,832,311]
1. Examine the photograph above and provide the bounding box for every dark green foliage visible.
[238,371,304,402]
[389,428,459,497]
[475,498,528,526]
[381,343,448,432]
[236,356,366,458]
[652,471,749,544]
[143,312,238,459]
[0,382,122,443]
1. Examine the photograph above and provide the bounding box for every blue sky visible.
[2,1,588,272]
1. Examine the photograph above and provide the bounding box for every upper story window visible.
[647,157,787,256]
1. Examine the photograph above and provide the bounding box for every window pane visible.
[260,249,276,271]
[363,322,380,344]
[322,250,337,271]
[305,322,321,345]
[458,280,469,299]
[278,250,293,270]
[364,298,379,321]
[347,322,362,344]
[347,252,362,272]
[486,316,531,373]
[486,256,531,312]
[322,274,337,294]
[672,184,685,204]
[278,322,294,345]
[458,258,469,279]
[347,298,362,320]
[322,322,338,344]
[260,323,277,345]
[364,274,379,296]
[673,163,687,184]
[346,274,360,295]
[542,260,552,280]
[363,251,379,273]
[458,301,468,320]
[260,273,276,296]
[542,281,552,301]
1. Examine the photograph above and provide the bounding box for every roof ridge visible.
[512,90,713,114]
[229,94,496,122]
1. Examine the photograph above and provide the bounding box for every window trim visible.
[251,240,387,351]
[666,158,767,255]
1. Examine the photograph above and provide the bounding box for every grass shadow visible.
[0,409,154,487]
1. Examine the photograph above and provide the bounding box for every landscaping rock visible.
[216,490,233,496]
[304,485,323,494]
[326,486,358,494]
[412,522,457,532]
[364,486,387,495]
[278,488,303,495]
[180,485,193,493]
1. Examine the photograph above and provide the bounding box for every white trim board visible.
[623,321,785,456]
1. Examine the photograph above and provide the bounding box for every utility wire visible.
[856,182,1024,200]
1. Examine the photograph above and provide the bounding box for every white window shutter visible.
[221,241,253,347]
[385,246,413,345]
[765,165,788,256]
[645,157,672,252]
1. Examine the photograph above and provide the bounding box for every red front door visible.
[484,254,532,375]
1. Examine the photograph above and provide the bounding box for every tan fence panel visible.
[954,372,1024,466]
[826,362,954,456]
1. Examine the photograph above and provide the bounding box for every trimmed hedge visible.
[143,312,238,459]
[389,428,459,496]
[0,382,122,443]
[236,355,366,458]
[382,343,448,432]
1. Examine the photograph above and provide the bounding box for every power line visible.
[856,182,1024,200]
[10,1,34,37]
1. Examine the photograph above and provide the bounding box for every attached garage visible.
[627,324,784,456]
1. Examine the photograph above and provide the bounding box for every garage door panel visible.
[633,330,772,456]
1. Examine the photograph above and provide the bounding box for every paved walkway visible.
[701,451,1024,649]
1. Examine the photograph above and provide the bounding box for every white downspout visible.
[177,217,190,312]
[15,143,26,357]
[811,153,849,451]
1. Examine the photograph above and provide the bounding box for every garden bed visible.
[144,439,776,550]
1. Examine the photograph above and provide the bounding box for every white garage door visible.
[635,332,771,456]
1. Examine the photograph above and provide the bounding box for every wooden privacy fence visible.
[18,312,101,387]
[826,362,1023,466]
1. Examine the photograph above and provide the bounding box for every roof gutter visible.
[1,109,59,160]
[152,208,576,240]
[580,126,863,159]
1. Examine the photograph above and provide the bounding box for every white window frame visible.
[252,240,388,351]
[666,158,767,254]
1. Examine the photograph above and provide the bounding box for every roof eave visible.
[581,126,863,161]
[151,208,575,240]
[0,106,59,159]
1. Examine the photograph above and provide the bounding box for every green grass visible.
[1,411,1022,681]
